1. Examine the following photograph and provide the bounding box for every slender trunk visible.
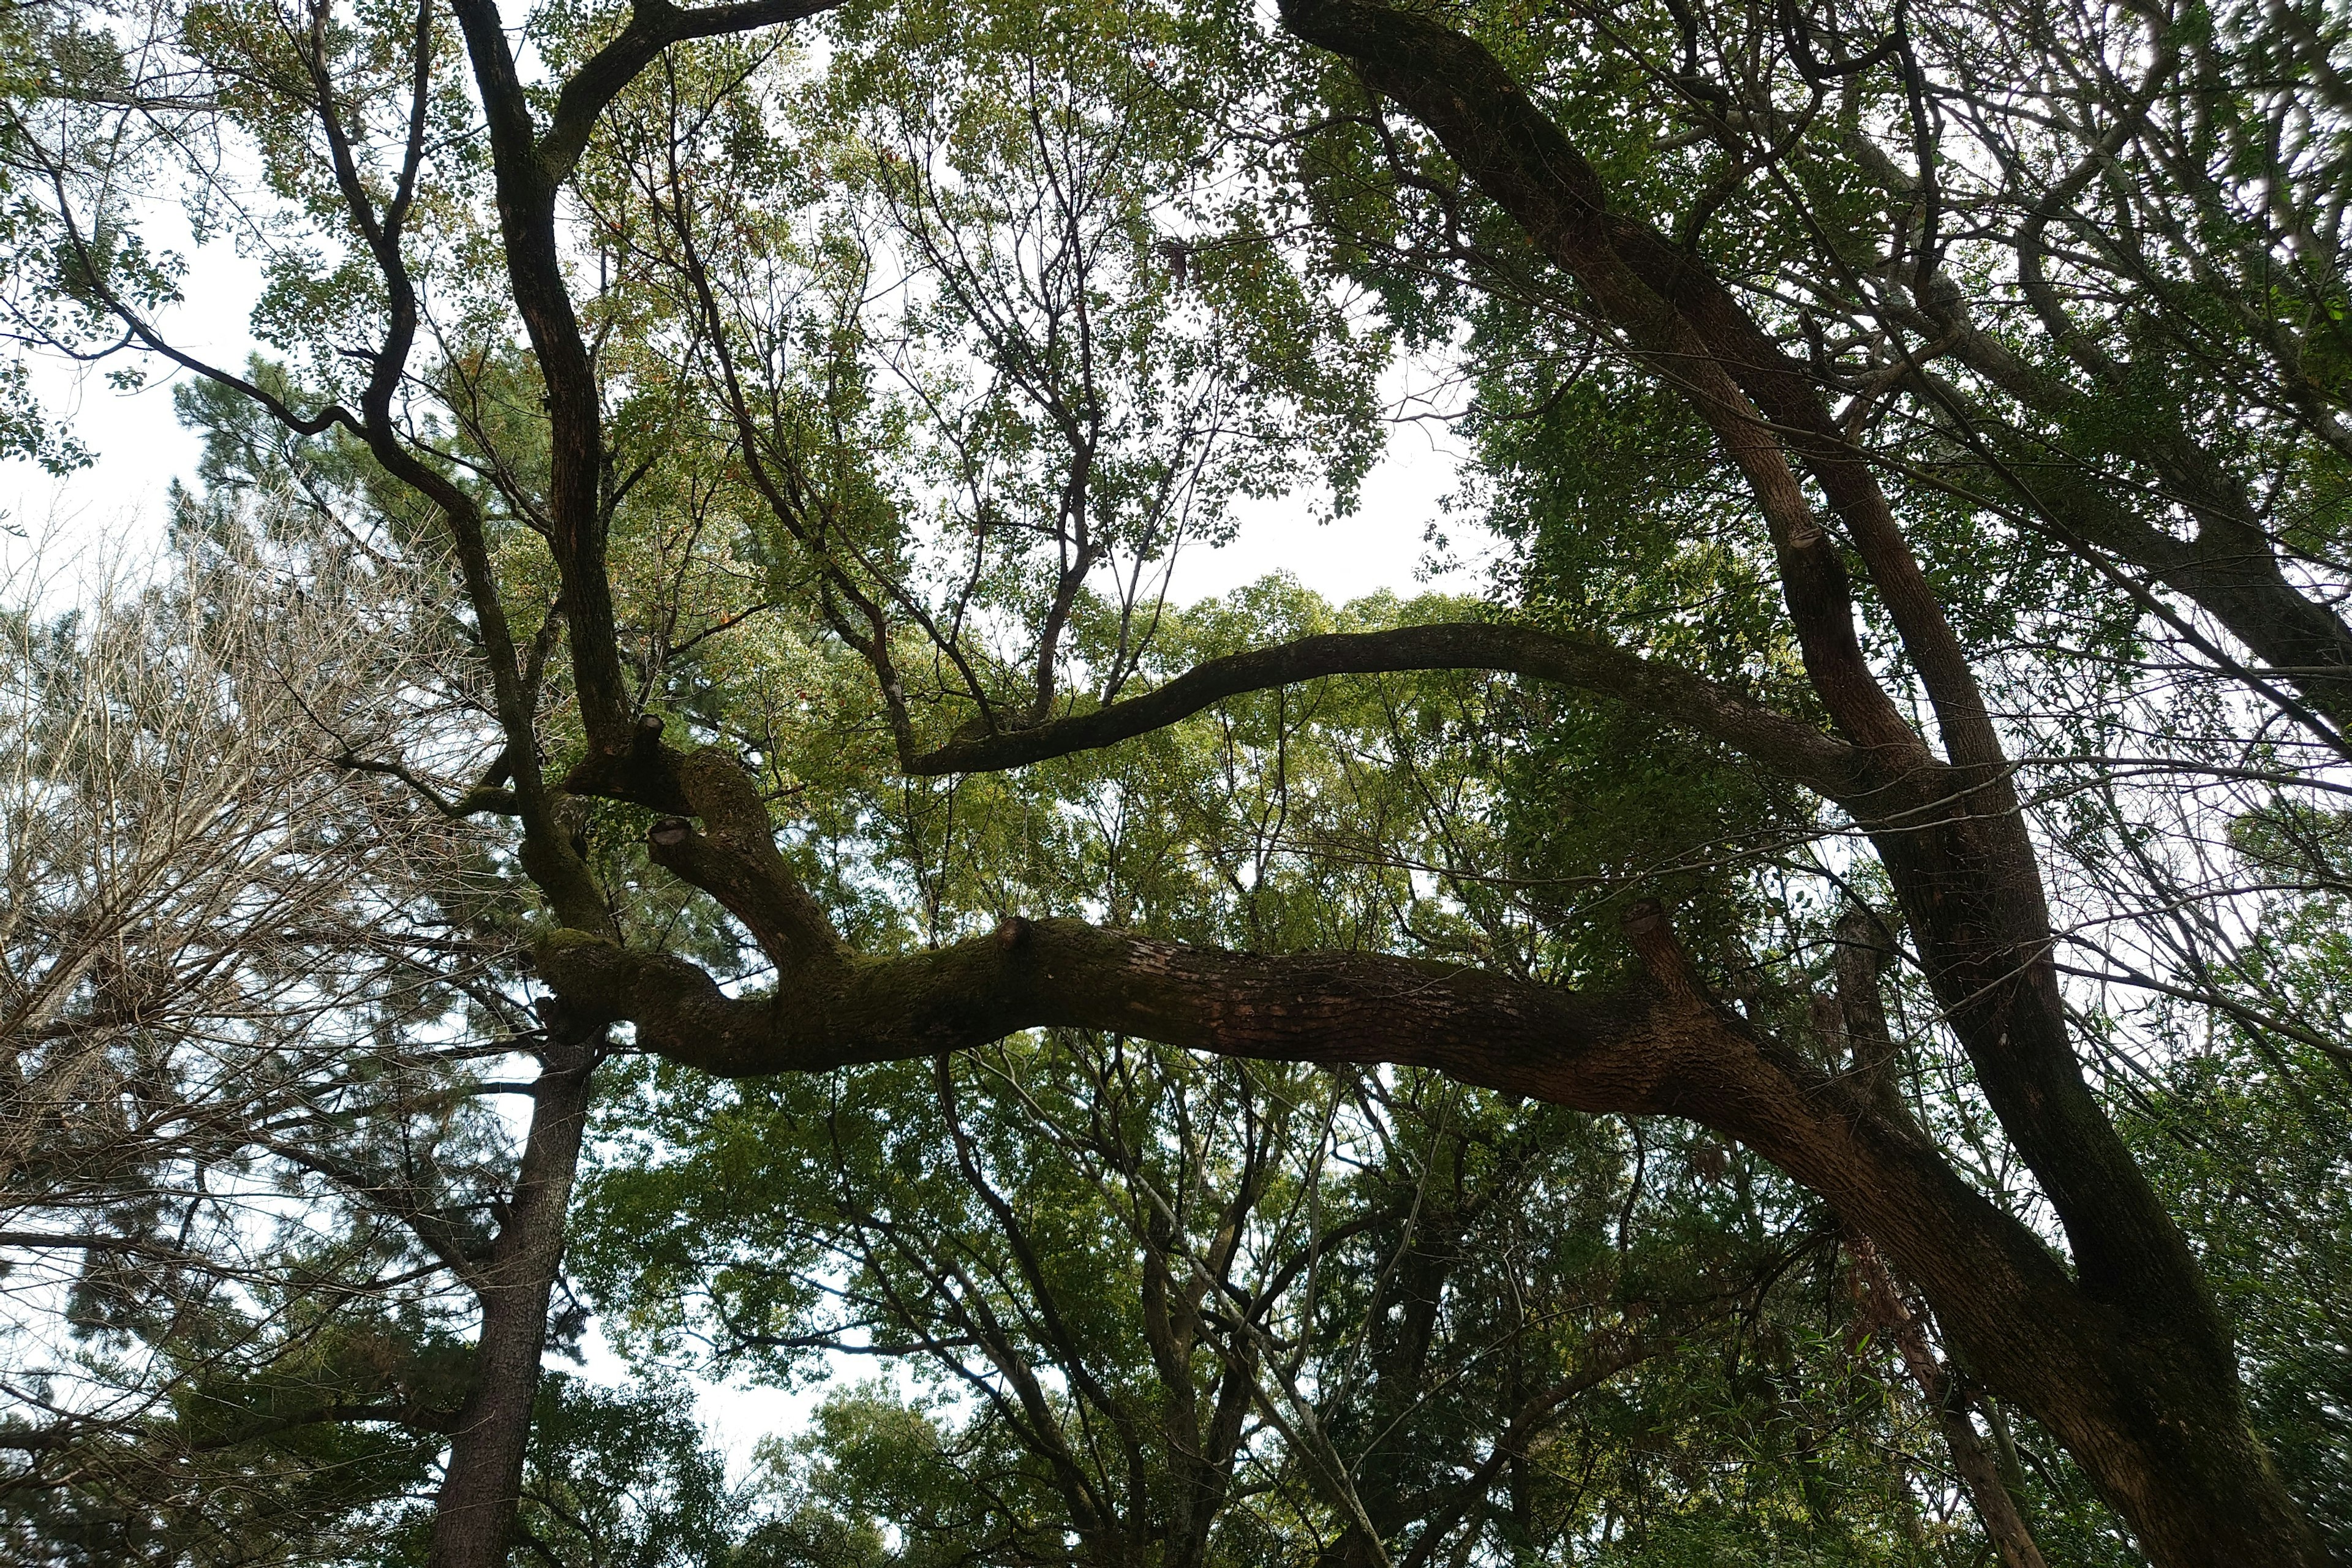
[426,1028,598,1568]
[1851,1238,2047,1568]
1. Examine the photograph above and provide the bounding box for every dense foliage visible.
[1,0,2348,1562]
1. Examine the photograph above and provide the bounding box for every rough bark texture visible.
[425,1030,598,1568]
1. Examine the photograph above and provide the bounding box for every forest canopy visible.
[1,0,2348,1562]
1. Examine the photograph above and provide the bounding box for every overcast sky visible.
[4,230,1478,611]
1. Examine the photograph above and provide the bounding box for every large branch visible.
[534,908,2054,1309]
[906,622,1870,803]
[644,741,850,972]
[540,874,2324,1564]
[541,888,2076,1321]
[533,904,2102,1463]
[447,0,630,743]
[540,0,847,179]
[1266,0,2233,1330]
[450,0,845,748]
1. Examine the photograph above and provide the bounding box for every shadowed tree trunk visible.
[427,1026,600,1568]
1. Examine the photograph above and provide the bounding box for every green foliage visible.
[5,0,2349,1557]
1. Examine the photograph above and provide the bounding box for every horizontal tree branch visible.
[334,750,520,818]
[537,794,2277,1562]
[533,911,2068,1328]
[905,622,1872,804]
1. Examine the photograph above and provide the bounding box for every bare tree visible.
[0,499,597,1563]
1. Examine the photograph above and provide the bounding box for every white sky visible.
[3,232,1478,608]
[2,233,259,552]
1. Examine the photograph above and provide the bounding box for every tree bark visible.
[425,1028,598,1568]
[541,814,2334,1567]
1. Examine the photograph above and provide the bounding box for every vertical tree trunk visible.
[1851,1239,2047,1568]
[426,1028,598,1568]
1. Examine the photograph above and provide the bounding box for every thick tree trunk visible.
[426,1028,598,1568]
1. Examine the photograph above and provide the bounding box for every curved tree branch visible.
[540,0,847,180]
[907,621,1870,802]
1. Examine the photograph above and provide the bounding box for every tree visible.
[2,0,2346,1561]
[575,595,2019,1565]
[0,482,594,1563]
[0,508,473,1558]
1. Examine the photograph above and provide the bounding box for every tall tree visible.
[1,0,2345,1561]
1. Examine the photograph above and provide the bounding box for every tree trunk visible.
[426,1027,598,1568]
